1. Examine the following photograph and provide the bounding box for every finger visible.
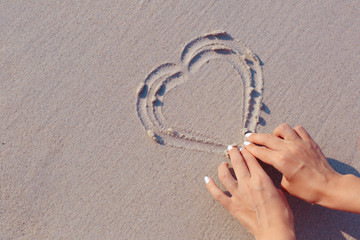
[277,189,291,209]
[277,189,287,201]
[244,143,283,171]
[218,162,238,193]
[246,132,285,150]
[293,125,313,142]
[205,176,231,206]
[280,177,291,193]
[239,148,264,176]
[227,145,250,178]
[273,123,300,141]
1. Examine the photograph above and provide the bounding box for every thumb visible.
[280,176,291,194]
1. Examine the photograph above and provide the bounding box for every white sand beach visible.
[1,1,360,239]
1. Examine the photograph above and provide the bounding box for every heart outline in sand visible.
[136,31,263,154]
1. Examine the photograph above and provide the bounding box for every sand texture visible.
[137,31,263,154]
[1,1,360,239]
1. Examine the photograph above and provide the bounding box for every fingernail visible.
[221,161,228,166]
[245,132,252,138]
[244,141,251,146]
[204,176,210,184]
[227,145,233,151]
[238,146,242,151]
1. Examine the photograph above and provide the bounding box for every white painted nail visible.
[244,141,251,146]
[221,161,227,164]
[245,132,252,138]
[227,145,233,151]
[204,176,210,184]
[238,146,242,151]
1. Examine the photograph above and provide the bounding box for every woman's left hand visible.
[205,146,295,240]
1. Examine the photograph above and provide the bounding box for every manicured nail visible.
[245,132,252,138]
[238,146,242,151]
[227,145,233,151]
[244,141,251,146]
[204,176,210,184]
[221,162,229,167]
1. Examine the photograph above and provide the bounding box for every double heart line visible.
[136,31,263,154]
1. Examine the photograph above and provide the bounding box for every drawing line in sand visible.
[136,31,263,154]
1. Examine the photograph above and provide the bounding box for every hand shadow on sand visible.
[260,158,360,240]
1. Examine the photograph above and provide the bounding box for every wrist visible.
[318,173,360,212]
[316,173,347,209]
[255,225,296,240]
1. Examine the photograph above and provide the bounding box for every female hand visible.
[205,146,295,240]
[244,123,360,213]
[244,123,341,206]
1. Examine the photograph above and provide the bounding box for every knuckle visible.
[264,133,275,143]
[294,125,303,131]
[252,175,264,185]
[274,123,289,133]
[290,144,302,154]
[218,169,229,180]
[263,133,272,140]
[311,142,320,151]
[277,153,288,162]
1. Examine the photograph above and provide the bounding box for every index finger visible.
[239,148,265,176]
[227,145,250,178]
[244,142,283,172]
[246,132,285,150]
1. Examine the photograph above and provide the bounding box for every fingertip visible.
[204,176,210,184]
[245,132,252,139]
[227,145,239,154]
[242,141,254,154]
[227,146,244,164]
[205,176,214,191]
[205,176,231,204]
[243,142,254,152]
[227,145,240,159]
[244,141,251,146]
[240,147,249,154]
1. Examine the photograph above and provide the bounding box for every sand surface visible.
[1,1,360,239]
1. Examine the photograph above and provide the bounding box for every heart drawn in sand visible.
[136,31,263,154]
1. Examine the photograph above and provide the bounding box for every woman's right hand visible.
[205,146,295,240]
